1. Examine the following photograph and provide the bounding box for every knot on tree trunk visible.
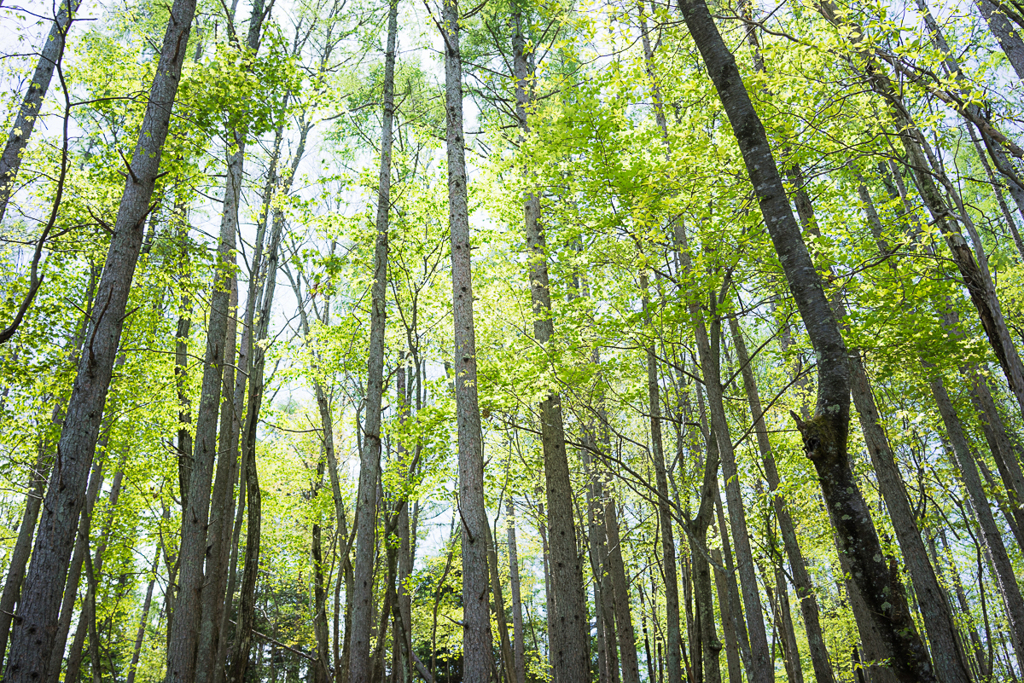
[790,410,844,464]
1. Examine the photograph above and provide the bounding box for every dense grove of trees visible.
[3,0,1024,679]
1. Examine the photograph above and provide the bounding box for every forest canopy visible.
[1,0,1024,680]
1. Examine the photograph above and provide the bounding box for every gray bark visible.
[349,1,398,676]
[507,499,527,683]
[730,317,835,683]
[674,1,935,679]
[0,0,84,224]
[440,0,494,679]
[1,0,198,676]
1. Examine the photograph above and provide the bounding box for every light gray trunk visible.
[0,0,84,223]
[507,500,527,683]
[441,1,494,679]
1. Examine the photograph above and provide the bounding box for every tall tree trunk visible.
[47,459,105,683]
[690,436,722,683]
[509,5,590,680]
[0,0,84,223]
[166,1,269,678]
[729,317,835,683]
[710,549,743,683]
[126,553,160,683]
[638,273,682,683]
[64,467,126,683]
[930,375,1024,671]
[0,443,53,672]
[673,1,934,680]
[688,287,772,683]
[440,0,494,679]
[349,0,398,676]
[1,0,197,676]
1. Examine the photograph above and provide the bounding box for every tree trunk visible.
[166,0,270,677]
[974,0,1024,81]
[0,0,84,223]
[64,467,125,683]
[729,317,835,683]
[441,0,494,680]
[690,436,722,683]
[507,499,527,683]
[689,289,772,683]
[47,459,105,683]
[673,1,935,680]
[349,0,397,676]
[1,0,197,677]
[710,549,743,683]
[509,5,589,680]
[0,443,53,672]
[126,553,160,683]
[930,374,1024,671]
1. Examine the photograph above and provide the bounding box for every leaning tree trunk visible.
[673,1,935,680]
[441,0,494,678]
[348,1,398,677]
[973,0,1024,81]
[0,0,84,224]
[1,0,197,675]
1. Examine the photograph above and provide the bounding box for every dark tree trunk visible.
[1,0,197,676]
[672,2,935,680]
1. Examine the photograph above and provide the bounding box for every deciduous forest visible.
[1,0,1023,678]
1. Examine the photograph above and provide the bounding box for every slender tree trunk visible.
[64,467,126,683]
[126,553,160,683]
[349,1,398,677]
[47,459,105,683]
[601,449,642,683]
[440,1,493,680]
[673,2,934,680]
[690,437,722,683]
[710,549,743,683]
[1,0,197,676]
[509,5,589,680]
[507,499,527,683]
[166,1,269,678]
[689,290,772,683]
[0,0,84,223]
[0,444,52,671]
[729,317,835,683]
[930,375,1024,671]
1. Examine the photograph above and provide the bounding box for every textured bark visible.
[0,0,84,224]
[710,549,743,683]
[0,444,52,672]
[166,2,269,678]
[974,0,1024,81]
[604,490,641,683]
[930,376,1024,672]
[1,0,196,678]
[510,4,589,680]
[772,566,805,683]
[126,553,160,683]
[349,1,398,676]
[225,438,261,683]
[441,1,493,679]
[673,2,935,680]
[729,317,835,683]
[47,459,105,683]
[689,436,722,683]
[689,294,772,683]
[64,467,125,683]
[582,443,619,683]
